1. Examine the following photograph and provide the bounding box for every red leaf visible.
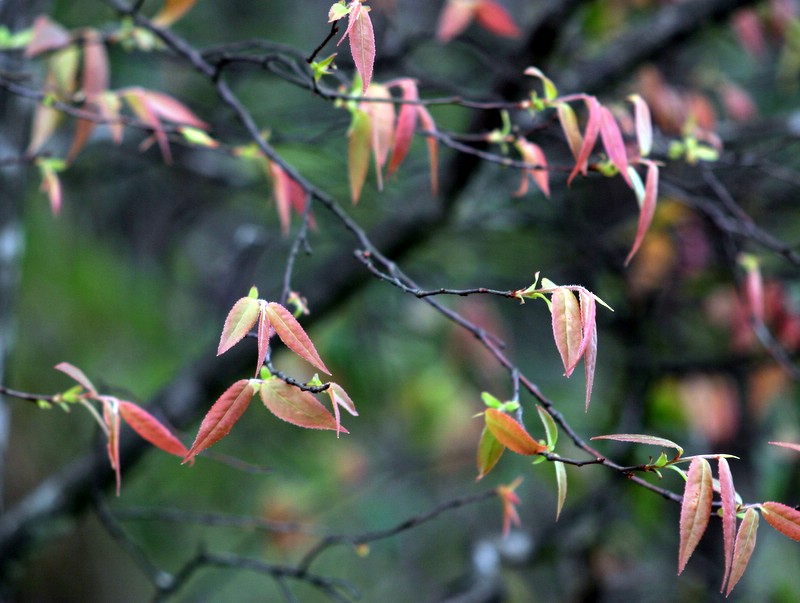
[217,296,261,356]
[678,457,713,574]
[360,83,395,191]
[484,408,547,456]
[718,457,737,593]
[628,94,653,157]
[513,138,549,198]
[551,287,582,377]
[761,501,800,542]
[260,378,344,432]
[590,433,684,456]
[567,95,601,185]
[268,162,307,234]
[54,361,98,395]
[475,0,521,38]
[417,106,439,196]
[327,382,358,438]
[726,507,759,597]
[183,379,256,463]
[599,105,632,187]
[476,425,505,480]
[624,160,659,266]
[153,0,197,27]
[436,0,478,43]
[119,400,189,458]
[266,302,331,375]
[342,2,375,94]
[123,88,172,163]
[348,108,371,203]
[25,15,71,57]
[386,79,419,179]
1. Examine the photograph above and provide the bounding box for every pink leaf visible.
[726,507,759,596]
[123,88,172,163]
[567,95,601,185]
[348,108,371,203]
[217,295,261,356]
[256,303,271,377]
[484,408,547,456]
[25,15,71,57]
[268,162,307,234]
[183,379,256,463]
[386,79,419,179]
[718,457,737,593]
[417,106,439,196]
[54,361,98,396]
[260,378,345,432]
[266,302,331,375]
[436,0,478,43]
[599,105,632,187]
[628,94,653,157]
[591,433,683,456]
[513,138,549,198]
[39,162,63,216]
[624,160,659,266]
[345,2,375,94]
[101,396,122,495]
[475,0,521,38]
[769,441,800,453]
[327,382,358,438]
[678,457,713,574]
[551,287,582,377]
[583,308,597,412]
[119,400,189,458]
[761,501,800,542]
[138,89,208,129]
[67,31,109,163]
[360,83,395,191]
[557,102,583,162]
[476,426,505,480]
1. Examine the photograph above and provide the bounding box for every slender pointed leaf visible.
[769,441,800,453]
[624,160,659,266]
[217,296,261,356]
[361,83,394,190]
[54,361,97,395]
[557,102,582,161]
[761,501,800,541]
[718,457,737,592]
[567,95,601,185]
[583,318,597,412]
[591,433,683,456]
[726,508,758,597]
[599,105,632,187]
[628,94,653,157]
[327,382,358,438]
[551,287,582,377]
[153,0,197,27]
[260,378,344,432]
[555,461,567,520]
[119,400,188,457]
[678,457,713,574]
[101,396,121,495]
[386,79,419,179]
[348,108,371,203]
[475,0,521,38]
[417,106,439,196]
[348,3,375,94]
[67,30,109,162]
[513,138,549,198]
[183,379,256,463]
[436,0,478,43]
[524,67,558,102]
[25,15,70,57]
[536,405,558,450]
[484,408,547,456]
[255,303,271,377]
[266,302,331,375]
[477,425,505,480]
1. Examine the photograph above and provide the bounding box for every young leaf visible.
[183,379,256,464]
[624,160,659,266]
[37,158,64,215]
[217,295,261,356]
[326,382,358,437]
[599,105,632,188]
[554,461,567,520]
[361,83,395,191]
[268,161,308,234]
[628,94,653,157]
[475,0,521,38]
[768,441,800,453]
[67,30,109,163]
[260,378,344,432]
[557,102,582,161]
[386,78,419,179]
[477,425,505,480]
[54,361,98,396]
[678,457,713,574]
[484,408,547,456]
[255,302,271,377]
[348,108,371,203]
[726,507,759,597]
[436,0,478,43]
[740,254,764,324]
[417,106,439,196]
[551,287,582,377]
[582,313,598,412]
[153,0,197,27]
[496,477,523,537]
[536,405,558,450]
[338,2,375,94]
[524,67,558,103]
[25,15,70,57]
[101,396,122,495]
[590,433,684,457]
[119,400,189,458]
[328,1,350,22]
[513,138,549,198]
[266,302,331,375]
[718,457,737,593]
[760,501,800,542]
[567,95,601,186]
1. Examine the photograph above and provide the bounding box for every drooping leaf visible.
[436,0,478,43]
[583,312,598,412]
[183,379,256,464]
[338,2,375,94]
[678,457,713,574]
[386,78,419,179]
[554,461,567,520]
[477,425,505,480]
[718,457,737,593]
[590,433,684,457]
[137,89,208,129]
[599,105,632,187]
[740,254,764,323]
[96,91,123,144]
[25,15,70,57]
[536,405,558,450]
[217,295,261,356]
[265,303,331,374]
[726,507,759,597]
[524,67,558,102]
[551,287,582,377]
[67,30,109,162]
[513,138,549,198]
[255,302,271,377]
[119,400,189,458]
[484,408,547,456]
[624,160,659,266]
[361,83,395,190]
[628,94,653,157]
[497,477,523,537]
[475,0,521,38]
[54,361,98,395]
[348,108,371,203]
[123,88,172,163]
[153,0,197,27]
[567,95,601,185]
[260,378,343,432]
[761,501,800,542]
[417,106,439,196]
[327,382,358,437]
[101,396,121,495]
[768,441,800,453]
[557,102,582,161]
[37,158,64,215]
[268,161,308,234]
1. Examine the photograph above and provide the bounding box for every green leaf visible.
[678,457,713,574]
[481,392,503,409]
[476,426,505,480]
[536,405,558,450]
[347,108,371,203]
[718,457,737,593]
[554,461,567,520]
[328,1,350,22]
[524,67,558,102]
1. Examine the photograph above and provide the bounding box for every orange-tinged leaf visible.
[557,102,582,161]
[551,287,582,377]
[28,104,62,155]
[260,378,344,432]
[67,31,109,163]
[153,0,197,27]
[568,95,601,185]
[591,433,683,456]
[417,106,439,196]
[348,108,371,203]
[726,507,758,597]
[256,303,271,377]
[513,138,549,198]
[39,161,63,215]
[599,105,632,187]
[436,0,479,43]
[678,457,713,574]
[484,408,547,456]
[327,382,358,438]
[625,160,659,266]
[119,400,188,458]
[769,441,800,453]
[218,296,261,356]
[138,89,208,129]
[386,79,419,179]
[475,0,521,38]
[361,83,395,190]
[628,94,653,157]
[183,379,256,463]
[54,361,98,395]
[718,457,737,593]
[554,461,567,520]
[477,425,505,480]
[124,88,172,163]
[25,15,70,57]
[497,477,523,536]
[266,302,331,375]
[761,501,800,541]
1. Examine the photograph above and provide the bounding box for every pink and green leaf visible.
[590,433,684,457]
[386,78,419,179]
[417,106,439,196]
[183,379,256,463]
[718,457,737,592]
[557,102,582,161]
[67,30,109,162]
[255,302,271,377]
[524,67,558,102]
[628,94,653,157]
[327,382,358,437]
[101,396,122,495]
[477,425,505,480]
[54,361,98,396]
[513,138,549,198]
[339,2,375,94]
[678,457,713,574]
[567,95,601,185]
[217,295,261,356]
[25,15,71,57]
[554,461,567,520]
[260,378,344,432]
[484,408,547,456]
[599,105,632,187]
[551,287,582,377]
[536,404,558,449]
[266,302,331,375]
[348,108,372,203]
[119,400,189,458]
[726,507,759,597]
[361,83,395,190]
[624,160,659,266]
[497,477,523,537]
[761,501,800,542]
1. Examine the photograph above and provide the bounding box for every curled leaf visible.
[628,94,653,157]
[513,138,549,198]
[54,361,98,396]
[678,457,713,574]
[768,441,800,453]
[567,95,601,185]
[599,105,632,187]
[327,382,358,437]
